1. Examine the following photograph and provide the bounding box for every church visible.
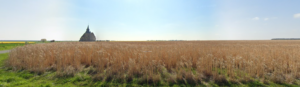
[79,25,96,41]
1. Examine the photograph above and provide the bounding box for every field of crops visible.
[6,41,300,86]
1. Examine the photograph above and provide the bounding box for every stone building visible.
[79,25,96,41]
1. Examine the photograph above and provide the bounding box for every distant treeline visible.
[271,38,300,40]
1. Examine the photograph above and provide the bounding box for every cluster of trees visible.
[41,39,55,42]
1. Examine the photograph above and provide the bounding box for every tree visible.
[41,38,47,42]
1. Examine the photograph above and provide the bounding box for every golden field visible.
[6,41,300,85]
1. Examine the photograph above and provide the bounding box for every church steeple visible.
[86,25,91,33]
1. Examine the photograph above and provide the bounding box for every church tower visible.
[79,25,96,41]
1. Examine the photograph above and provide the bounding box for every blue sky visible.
[0,0,300,40]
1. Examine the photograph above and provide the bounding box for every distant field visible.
[0,43,25,51]
[0,42,35,51]
[5,41,300,86]
[0,42,35,44]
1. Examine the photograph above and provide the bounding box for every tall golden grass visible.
[6,41,300,85]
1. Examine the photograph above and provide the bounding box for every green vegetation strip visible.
[0,43,25,51]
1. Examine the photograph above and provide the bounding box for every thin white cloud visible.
[264,18,269,21]
[252,17,260,20]
[294,13,300,18]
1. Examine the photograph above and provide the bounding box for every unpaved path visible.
[0,50,10,54]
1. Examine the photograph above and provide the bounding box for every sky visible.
[0,0,300,40]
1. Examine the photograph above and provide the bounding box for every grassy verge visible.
[0,43,25,51]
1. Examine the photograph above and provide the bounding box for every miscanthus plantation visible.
[6,41,300,85]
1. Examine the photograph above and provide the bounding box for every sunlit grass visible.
[0,42,35,51]
[0,42,35,44]
[4,41,300,86]
[0,43,26,51]
[0,53,92,87]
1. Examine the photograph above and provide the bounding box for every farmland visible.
[0,42,35,51]
[0,42,35,44]
[3,41,300,86]
[0,43,24,51]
